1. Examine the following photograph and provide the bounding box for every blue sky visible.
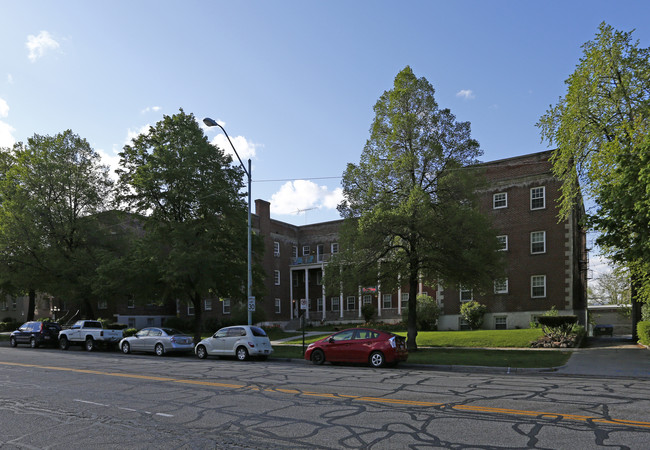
[1,0,648,249]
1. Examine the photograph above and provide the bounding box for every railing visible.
[290,253,331,265]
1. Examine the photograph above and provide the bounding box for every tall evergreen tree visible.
[331,67,503,351]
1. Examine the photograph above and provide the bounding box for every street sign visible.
[300,298,308,310]
[248,296,256,312]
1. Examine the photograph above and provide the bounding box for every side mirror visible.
[328,337,335,343]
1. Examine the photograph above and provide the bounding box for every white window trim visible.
[187,304,195,316]
[531,186,546,210]
[495,316,507,329]
[497,235,508,251]
[331,297,340,311]
[302,245,310,256]
[531,275,547,298]
[493,192,507,209]
[273,241,280,257]
[363,295,372,305]
[204,299,212,311]
[331,242,339,254]
[494,278,509,294]
[346,296,356,310]
[222,298,231,314]
[98,300,107,310]
[274,270,281,286]
[382,294,392,309]
[460,287,473,302]
[275,298,281,314]
[292,246,298,258]
[530,231,546,254]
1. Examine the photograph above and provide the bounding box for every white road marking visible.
[74,399,174,417]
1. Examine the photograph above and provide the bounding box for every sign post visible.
[300,299,308,355]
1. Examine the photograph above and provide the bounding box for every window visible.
[204,299,212,311]
[493,192,507,209]
[363,295,372,305]
[222,298,231,314]
[497,235,508,251]
[274,270,281,285]
[531,275,546,298]
[98,300,107,310]
[128,318,136,328]
[401,293,409,312]
[331,297,340,312]
[292,246,298,258]
[302,245,310,256]
[531,231,546,254]
[317,244,324,262]
[459,318,471,331]
[275,298,281,314]
[127,299,135,309]
[331,242,339,254]
[495,316,507,330]
[346,296,356,310]
[0,299,6,310]
[317,298,323,312]
[494,278,509,294]
[531,186,545,210]
[316,271,323,285]
[383,294,392,309]
[273,241,280,257]
[460,286,473,302]
[12,299,17,310]
[187,304,195,316]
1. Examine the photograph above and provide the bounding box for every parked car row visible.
[8,321,408,367]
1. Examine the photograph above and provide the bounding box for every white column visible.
[358,286,362,318]
[290,268,294,320]
[304,268,309,319]
[321,266,326,321]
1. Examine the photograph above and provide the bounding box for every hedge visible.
[638,321,650,346]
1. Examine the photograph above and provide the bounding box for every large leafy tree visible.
[332,67,503,351]
[537,23,650,335]
[0,130,113,319]
[116,109,253,342]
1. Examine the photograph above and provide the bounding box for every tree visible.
[330,66,504,351]
[0,130,113,319]
[116,109,255,343]
[460,300,487,330]
[537,23,650,338]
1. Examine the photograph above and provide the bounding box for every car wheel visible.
[236,346,249,361]
[30,337,38,348]
[59,337,69,350]
[155,343,165,356]
[311,349,325,365]
[196,345,208,359]
[85,338,95,352]
[121,342,131,354]
[9,336,17,348]
[369,351,385,368]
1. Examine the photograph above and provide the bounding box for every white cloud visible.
[0,98,16,147]
[141,106,161,114]
[211,134,258,160]
[270,180,343,215]
[124,124,151,146]
[26,30,60,62]
[456,89,475,100]
[97,148,121,181]
[7,74,13,84]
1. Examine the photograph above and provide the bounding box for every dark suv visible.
[9,321,62,348]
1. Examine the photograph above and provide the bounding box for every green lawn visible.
[281,328,544,348]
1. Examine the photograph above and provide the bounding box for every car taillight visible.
[39,323,43,332]
[389,336,396,348]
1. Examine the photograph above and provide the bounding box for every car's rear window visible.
[250,326,267,337]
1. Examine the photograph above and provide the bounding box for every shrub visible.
[538,315,578,340]
[642,304,650,322]
[402,294,441,331]
[638,321,650,346]
[460,301,487,330]
[361,303,376,323]
[123,328,138,337]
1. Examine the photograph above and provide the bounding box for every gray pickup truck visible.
[58,320,123,351]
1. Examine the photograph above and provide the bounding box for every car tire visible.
[121,342,131,354]
[155,343,165,357]
[30,337,38,348]
[369,351,385,368]
[311,349,325,365]
[59,337,69,350]
[196,345,208,359]
[9,336,17,348]
[85,338,95,352]
[236,346,249,361]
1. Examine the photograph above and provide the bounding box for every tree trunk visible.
[407,271,419,352]
[83,298,95,319]
[631,273,642,342]
[27,288,36,321]
[192,292,203,345]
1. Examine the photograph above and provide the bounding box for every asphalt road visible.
[1,346,649,449]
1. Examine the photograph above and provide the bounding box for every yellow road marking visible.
[2,360,649,429]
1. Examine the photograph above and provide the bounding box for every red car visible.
[304,328,408,368]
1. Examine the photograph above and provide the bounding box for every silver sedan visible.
[119,327,194,356]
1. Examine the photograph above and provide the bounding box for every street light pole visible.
[203,117,253,326]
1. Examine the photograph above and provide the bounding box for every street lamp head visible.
[203,117,219,127]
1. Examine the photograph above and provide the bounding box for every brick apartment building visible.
[202,149,588,330]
